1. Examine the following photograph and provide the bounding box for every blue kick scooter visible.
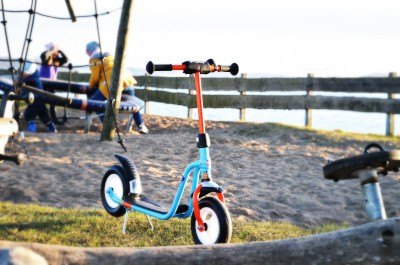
[100,59,239,245]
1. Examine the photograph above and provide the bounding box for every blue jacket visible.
[23,70,43,90]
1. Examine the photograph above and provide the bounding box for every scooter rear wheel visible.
[191,197,232,245]
[100,165,130,217]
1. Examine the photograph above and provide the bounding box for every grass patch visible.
[0,202,349,247]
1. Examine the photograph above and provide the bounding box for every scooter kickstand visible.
[122,209,129,235]
[146,215,154,231]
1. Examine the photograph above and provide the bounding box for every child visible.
[39,42,69,125]
[39,42,68,80]
[86,41,148,134]
[22,62,57,133]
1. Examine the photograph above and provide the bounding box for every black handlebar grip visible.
[9,92,35,105]
[229,63,239,76]
[0,153,24,166]
[219,63,239,76]
[146,61,173,74]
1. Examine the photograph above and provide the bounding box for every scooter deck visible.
[124,194,188,215]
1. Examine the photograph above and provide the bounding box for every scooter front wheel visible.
[191,197,232,245]
[100,165,130,217]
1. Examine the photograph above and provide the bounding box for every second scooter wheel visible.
[191,197,232,245]
[100,165,130,217]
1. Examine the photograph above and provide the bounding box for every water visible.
[145,101,399,136]
[139,86,399,136]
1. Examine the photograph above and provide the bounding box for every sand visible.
[1,110,400,227]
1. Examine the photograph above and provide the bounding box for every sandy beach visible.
[1,110,400,227]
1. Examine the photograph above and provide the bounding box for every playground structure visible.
[0,76,144,132]
[39,77,144,132]
[0,73,144,166]
[0,77,33,165]
[0,0,135,146]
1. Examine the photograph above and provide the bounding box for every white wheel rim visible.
[104,173,124,209]
[195,206,220,245]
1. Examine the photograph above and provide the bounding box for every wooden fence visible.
[133,73,400,136]
[3,70,400,136]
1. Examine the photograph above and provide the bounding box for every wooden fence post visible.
[84,112,92,134]
[305,73,314,128]
[188,74,195,119]
[386,72,397,136]
[144,73,150,115]
[239,73,247,122]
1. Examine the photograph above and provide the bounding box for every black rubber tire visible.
[100,165,130,217]
[323,150,400,181]
[191,197,232,245]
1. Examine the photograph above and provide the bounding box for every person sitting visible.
[21,62,57,133]
[85,41,148,134]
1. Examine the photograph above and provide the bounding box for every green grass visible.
[0,202,349,247]
[236,121,400,144]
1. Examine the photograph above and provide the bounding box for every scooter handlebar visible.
[146,60,239,76]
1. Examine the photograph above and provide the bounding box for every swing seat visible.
[323,150,400,182]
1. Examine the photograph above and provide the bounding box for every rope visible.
[0,0,35,159]
[0,57,117,71]
[0,4,122,74]
[0,0,16,82]
[0,0,128,153]
[17,0,38,159]
[17,1,38,88]
[0,7,121,20]
[15,0,37,131]
[92,0,127,152]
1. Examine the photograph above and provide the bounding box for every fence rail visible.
[2,69,399,136]
[134,73,400,136]
[135,75,400,93]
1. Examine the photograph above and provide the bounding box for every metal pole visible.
[239,73,247,122]
[386,72,397,136]
[305,73,314,128]
[188,74,195,119]
[357,169,387,221]
[144,73,150,115]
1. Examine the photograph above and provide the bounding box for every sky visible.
[1,0,400,77]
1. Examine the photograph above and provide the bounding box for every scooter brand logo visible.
[181,176,185,182]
